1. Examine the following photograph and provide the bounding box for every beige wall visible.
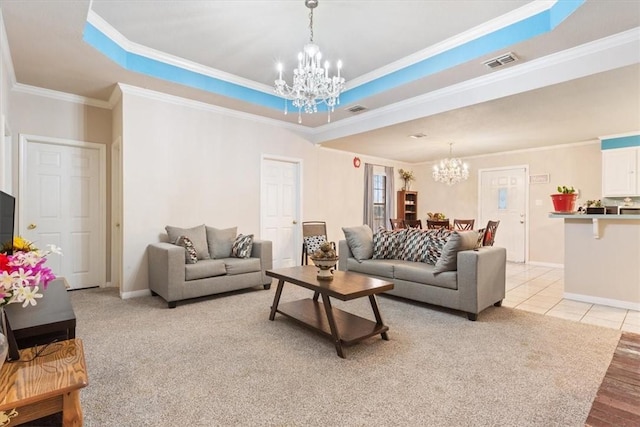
[1,82,616,290]
[412,142,602,265]
[1,10,12,192]
[8,90,113,280]
[9,92,112,145]
[119,90,406,295]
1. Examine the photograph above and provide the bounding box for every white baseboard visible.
[564,292,640,311]
[526,261,565,269]
[120,289,152,299]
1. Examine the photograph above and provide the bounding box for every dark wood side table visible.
[0,338,88,426]
[4,279,76,350]
[267,266,393,358]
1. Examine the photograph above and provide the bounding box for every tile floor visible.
[504,262,640,334]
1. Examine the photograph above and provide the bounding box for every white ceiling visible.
[1,0,639,162]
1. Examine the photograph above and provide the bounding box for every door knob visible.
[293,220,298,224]
[27,223,37,230]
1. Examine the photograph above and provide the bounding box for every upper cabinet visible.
[602,147,640,196]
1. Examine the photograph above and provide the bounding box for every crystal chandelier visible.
[432,143,470,185]
[274,0,345,124]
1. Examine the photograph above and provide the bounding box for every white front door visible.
[261,157,300,268]
[478,166,527,262]
[19,135,106,289]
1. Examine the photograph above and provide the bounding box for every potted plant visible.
[551,185,578,213]
[398,169,415,191]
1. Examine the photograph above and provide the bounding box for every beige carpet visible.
[68,284,620,426]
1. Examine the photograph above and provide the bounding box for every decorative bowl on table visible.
[310,256,339,280]
[309,241,338,280]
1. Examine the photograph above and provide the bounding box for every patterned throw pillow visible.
[165,224,210,260]
[402,228,428,262]
[175,235,198,264]
[476,228,486,249]
[402,228,452,265]
[304,235,327,256]
[231,234,254,258]
[373,228,406,259]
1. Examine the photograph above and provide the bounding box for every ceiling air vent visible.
[409,133,427,139]
[346,105,367,114]
[483,52,518,69]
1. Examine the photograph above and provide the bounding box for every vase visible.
[404,180,411,191]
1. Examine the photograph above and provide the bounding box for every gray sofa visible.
[338,225,506,320]
[147,225,273,308]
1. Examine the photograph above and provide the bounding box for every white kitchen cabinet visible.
[602,147,640,196]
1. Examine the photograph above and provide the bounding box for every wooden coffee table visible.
[267,266,393,358]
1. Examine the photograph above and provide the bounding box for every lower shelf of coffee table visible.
[275,298,388,345]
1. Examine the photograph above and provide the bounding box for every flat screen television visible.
[0,190,16,254]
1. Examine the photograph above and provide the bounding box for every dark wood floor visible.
[586,332,640,427]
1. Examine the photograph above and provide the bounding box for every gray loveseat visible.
[338,225,506,320]
[148,225,273,308]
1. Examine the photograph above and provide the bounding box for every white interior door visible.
[478,166,527,262]
[20,135,106,289]
[261,157,300,268]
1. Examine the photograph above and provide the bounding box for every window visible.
[372,172,387,230]
[364,164,393,231]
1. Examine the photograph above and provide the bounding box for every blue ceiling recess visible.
[601,135,640,150]
[83,1,584,115]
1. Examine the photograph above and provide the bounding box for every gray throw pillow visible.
[165,224,210,260]
[433,230,479,273]
[342,224,373,262]
[206,226,238,259]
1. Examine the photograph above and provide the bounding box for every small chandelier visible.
[274,0,345,124]
[432,143,470,185]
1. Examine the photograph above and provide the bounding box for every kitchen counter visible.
[549,213,640,238]
[549,213,640,219]
[550,214,640,310]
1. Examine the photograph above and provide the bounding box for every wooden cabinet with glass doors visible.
[397,191,418,222]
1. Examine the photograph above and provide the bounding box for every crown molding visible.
[309,27,640,144]
[598,131,640,140]
[108,84,122,106]
[12,83,112,109]
[348,0,558,88]
[116,83,313,137]
[86,9,274,95]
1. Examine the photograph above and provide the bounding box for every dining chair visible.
[389,218,405,230]
[404,219,422,229]
[301,221,331,265]
[453,219,475,231]
[483,220,500,246]
[426,219,449,229]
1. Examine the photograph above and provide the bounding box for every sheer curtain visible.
[363,164,394,229]
[363,163,374,227]
[385,166,394,224]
